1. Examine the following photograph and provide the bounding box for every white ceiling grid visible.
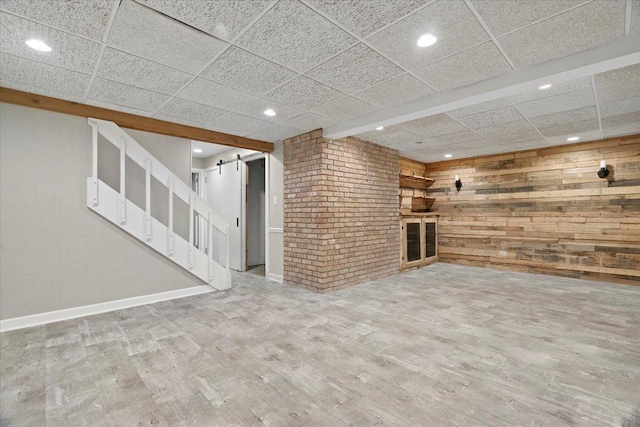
[0,0,638,162]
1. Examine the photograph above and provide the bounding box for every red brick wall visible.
[283,130,399,292]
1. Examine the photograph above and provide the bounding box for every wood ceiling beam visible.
[0,87,274,153]
[324,33,640,140]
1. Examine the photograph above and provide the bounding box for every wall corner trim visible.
[267,273,284,283]
[0,286,214,333]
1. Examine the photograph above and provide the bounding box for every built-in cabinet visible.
[401,214,438,270]
[399,157,437,271]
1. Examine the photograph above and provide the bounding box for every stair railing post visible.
[225,222,230,288]
[144,158,152,242]
[208,209,214,283]
[167,177,174,257]
[90,119,99,206]
[118,137,127,225]
[188,194,194,270]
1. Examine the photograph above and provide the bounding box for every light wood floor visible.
[1,264,639,426]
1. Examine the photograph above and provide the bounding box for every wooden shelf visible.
[399,195,435,214]
[399,173,434,190]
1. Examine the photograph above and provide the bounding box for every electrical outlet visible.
[273,196,278,206]
[499,250,508,257]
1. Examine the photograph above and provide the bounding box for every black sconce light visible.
[597,160,609,179]
[455,174,462,191]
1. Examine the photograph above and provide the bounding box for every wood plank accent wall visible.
[425,135,640,285]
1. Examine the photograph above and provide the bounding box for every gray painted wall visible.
[0,103,202,320]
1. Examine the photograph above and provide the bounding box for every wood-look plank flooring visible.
[1,264,639,426]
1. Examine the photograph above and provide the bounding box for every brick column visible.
[283,129,399,292]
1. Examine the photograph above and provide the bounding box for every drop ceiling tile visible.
[154,114,202,129]
[412,42,511,91]
[515,88,595,118]
[87,78,170,112]
[370,128,425,149]
[0,12,101,74]
[546,129,601,144]
[491,131,546,146]
[528,106,598,128]
[235,0,356,73]
[632,0,640,34]
[283,113,337,132]
[601,112,640,137]
[509,76,592,104]
[366,0,489,70]
[356,124,408,142]
[0,53,91,100]
[96,48,193,95]
[265,76,344,110]
[498,0,625,68]
[594,63,640,104]
[311,96,379,121]
[249,123,304,142]
[536,118,600,138]
[470,0,587,37]
[455,105,522,129]
[354,73,435,108]
[402,113,468,137]
[235,98,302,123]
[177,78,258,111]
[427,130,488,146]
[306,43,404,94]
[475,119,540,141]
[135,0,273,41]
[209,113,271,137]
[0,0,114,41]
[0,81,83,102]
[107,0,227,74]
[305,0,434,38]
[599,97,640,117]
[88,99,154,117]
[447,98,512,118]
[491,138,548,152]
[200,46,297,95]
[156,98,228,128]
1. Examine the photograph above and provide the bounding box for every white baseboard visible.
[0,286,214,333]
[267,273,284,283]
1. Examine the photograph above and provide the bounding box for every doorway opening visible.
[191,141,268,278]
[246,158,266,276]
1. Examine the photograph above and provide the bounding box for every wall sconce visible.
[597,160,609,179]
[455,174,462,191]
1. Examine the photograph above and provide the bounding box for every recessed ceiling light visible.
[263,109,276,117]
[444,154,452,158]
[567,136,579,141]
[193,148,203,153]
[417,34,437,47]
[538,84,552,90]
[25,39,51,52]
[376,126,384,130]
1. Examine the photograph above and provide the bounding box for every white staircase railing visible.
[86,118,231,290]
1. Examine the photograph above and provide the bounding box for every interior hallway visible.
[1,264,639,426]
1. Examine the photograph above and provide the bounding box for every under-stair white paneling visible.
[0,103,202,320]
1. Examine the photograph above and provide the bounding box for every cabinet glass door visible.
[425,221,436,258]
[406,222,422,262]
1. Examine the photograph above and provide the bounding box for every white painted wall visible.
[268,143,284,281]
[0,103,202,320]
